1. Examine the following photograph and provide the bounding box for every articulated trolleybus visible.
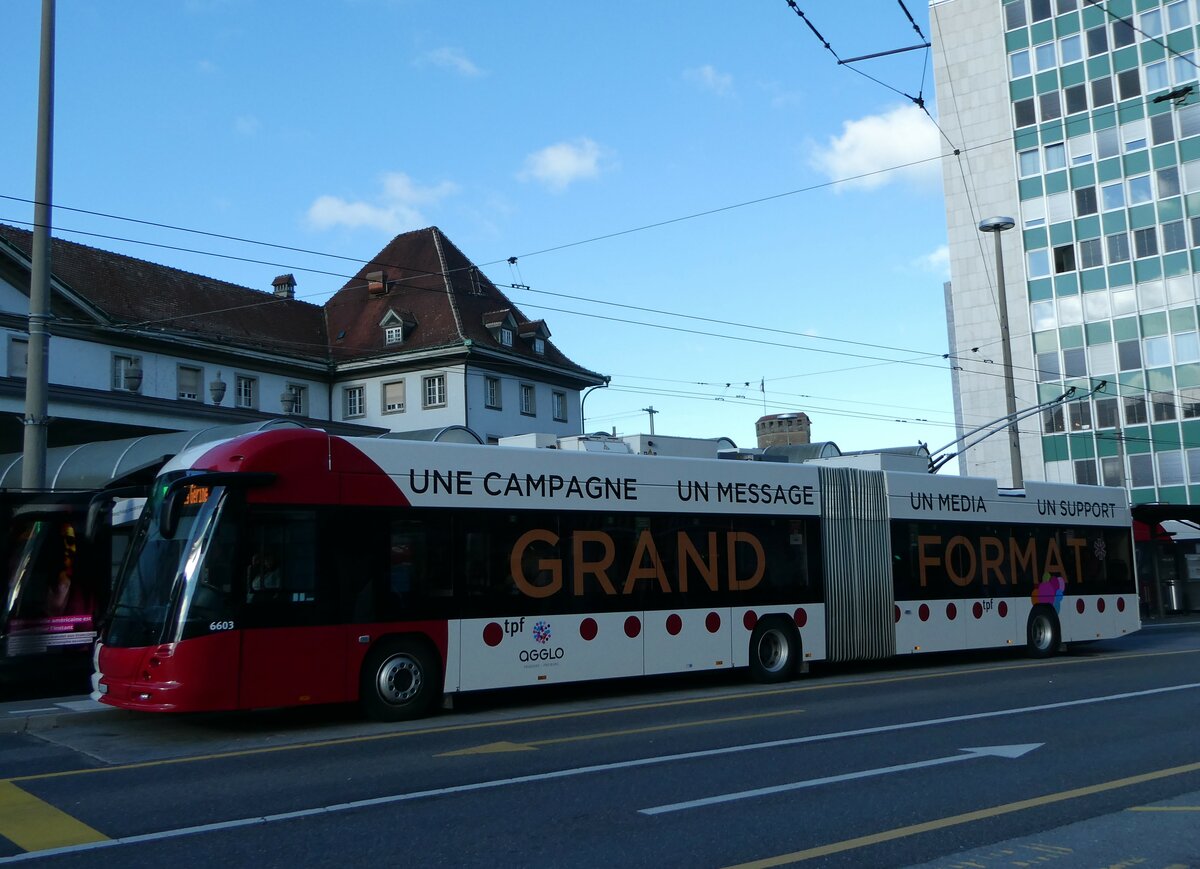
[94,428,1139,720]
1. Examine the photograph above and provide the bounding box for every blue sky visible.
[1,2,956,458]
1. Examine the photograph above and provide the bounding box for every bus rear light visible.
[135,692,152,702]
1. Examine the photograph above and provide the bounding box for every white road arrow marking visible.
[639,743,1044,815]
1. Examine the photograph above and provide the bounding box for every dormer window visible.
[379,309,416,346]
[500,328,513,347]
[533,338,545,355]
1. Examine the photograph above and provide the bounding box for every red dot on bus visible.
[706,612,721,633]
[894,605,901,623]
[1117,597,1126,612]
[998,601,1008,618]
[743,611,757,631]
[1076,598,1086,614]
[794,608,808,628]
[483,623,503,647]
[972,602,983,620]
[580,618,598,641]
[624,616,641,638]
[1097,597,1106,613]
[666,614,682,636]
[919,604,930,622]
[946,602,957,621]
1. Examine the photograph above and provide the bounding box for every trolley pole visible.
[22,0,56,491]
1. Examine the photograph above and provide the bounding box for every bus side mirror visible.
[85,501,110,544]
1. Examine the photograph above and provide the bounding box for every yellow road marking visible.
[438,708,805,755]
[9,646,1197,785]
[723,760,1200,868]
[0,781,107,852]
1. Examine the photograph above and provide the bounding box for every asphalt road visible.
[1,619,1198,868]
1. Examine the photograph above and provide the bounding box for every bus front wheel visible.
[360,638,441,721]
[749,619,799,683]
[1026,607,1061,658]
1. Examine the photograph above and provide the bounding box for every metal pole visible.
[981,217,1024,489]
[22,0,55,491]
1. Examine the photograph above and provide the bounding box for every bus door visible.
[236,511,348,709]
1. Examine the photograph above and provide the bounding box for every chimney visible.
[366,270,387,296]
[272,274,296,299]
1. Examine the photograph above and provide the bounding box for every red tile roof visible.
[0,223,603,384]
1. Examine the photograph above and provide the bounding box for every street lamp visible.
[979,215,1024,489]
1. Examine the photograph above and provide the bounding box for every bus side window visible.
[241,512,318,620]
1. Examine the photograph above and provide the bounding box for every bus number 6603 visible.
[209,621,235,632]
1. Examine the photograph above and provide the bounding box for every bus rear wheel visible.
[749,619,799,683]
[360,639,441,721]
[1026,607,1061,658]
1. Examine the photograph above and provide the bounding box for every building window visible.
[1034,41,1056,72]
[1181,105,1200,138]
[284,384,306,416]
[1064,84,1088,114]
[1144,335,1172,367]
[1152,391,1177,421]
[1095,397,1119,428]
[1027,249,1051,277]
[1063,347,1088,378]
[1044,406,1065,433]
[383,380,406,413]
[1053,244,1076,273]
[1030,0,1051,22]
[1176,331,1200,363]
[1107,232,1131,262]
[1010,49,1031,78]
[1059,34,1082,65]
[1044,143,1066,171]
[485,376,501,409]
[1086,25,1108,56]
[1096,127,1120,159]
[7,337,27,379]
[1129,454,1154,488]
[1158,451,1185,487]
[533,338,545,355]
[1118,69,1142,100]
[1124,394,1148,425]
[1181,387,1200,418]
[1090,77,1113,107]
[1037,351,1061,381]
[1147,60,1170,92]
[1111,17,1136,49]
[177,365,201,401]
[520,383,536,416]
[1151,113,1176,145]
[344,385,365,418]
[1168,0,1191,31]
[1127,174,1153,205]
[385,326,403,345]
[236,375,257,409]
[1118,339,1142,370]
[1163,221,1188,252]
[1134,227,1159,258]
[423,374,446,408]
[499,328,513,347]
[1078,238,1103,268]
[1157,167,1181,198]
[112,354,141,392]
[1102,456,1125,487]
[1014,99,1036,128]
[1074,460,1099,486]
[552,391,567,422]
[1039,91,1062,121]
[1122,120,1147,152]
[1101,182,1125,210]
[1005,1,1027,30]
[1140,8,1163,37]
[1068,401,1091,430]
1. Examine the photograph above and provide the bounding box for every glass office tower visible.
[934,0,1200,503]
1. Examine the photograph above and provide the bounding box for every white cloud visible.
[306,172,459,234]
[518,138,606,192]
[809,105,941,190]
[419,47,484,77]
[913,245,950,279]
[684,64,733,96]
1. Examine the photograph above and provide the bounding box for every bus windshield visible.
[104,480,227,648]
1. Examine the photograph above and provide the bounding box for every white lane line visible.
[2,682,1197,863]
[5,709,57,716]
[639,744,1043,815]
